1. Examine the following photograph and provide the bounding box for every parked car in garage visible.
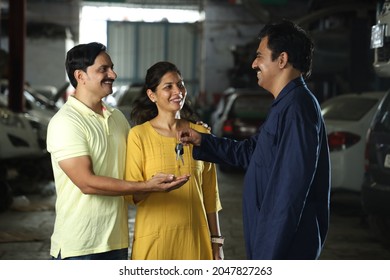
[210,87,273,172]
[320,91,387,193]
[0,101,43,212]
[0,101,41,157]
[362,89,390,248]
[0,79,60,150]
[104,84,143,125]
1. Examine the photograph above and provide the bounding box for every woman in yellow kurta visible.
[125,61,223,260]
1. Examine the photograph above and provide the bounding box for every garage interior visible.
[2,0,390,262]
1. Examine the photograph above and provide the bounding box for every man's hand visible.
[146,173,190,192]
[177,128,202,146]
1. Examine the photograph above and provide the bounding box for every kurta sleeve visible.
[124,126,145,204]
[201,160,222,213]
[190,124,222,213]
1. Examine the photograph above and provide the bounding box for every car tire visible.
[367,214,390,249]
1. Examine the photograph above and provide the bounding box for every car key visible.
[175,143,184,165]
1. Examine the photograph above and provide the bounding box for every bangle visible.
[211,235,224,246]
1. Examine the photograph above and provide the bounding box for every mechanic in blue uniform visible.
[178,20,331,260]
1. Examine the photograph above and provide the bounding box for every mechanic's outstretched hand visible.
[146,173,190,192]
[177,128,202,146]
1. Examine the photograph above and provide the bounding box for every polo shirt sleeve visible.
[47,113,90,162]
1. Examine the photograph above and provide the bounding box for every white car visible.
[106,84,143,125]
[0,103,42,160]
[0,101,43,212]
[321,91,388,193]
[0,80,59,150]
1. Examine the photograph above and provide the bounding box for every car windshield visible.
[231,95,272,119]
[321,97,378,121]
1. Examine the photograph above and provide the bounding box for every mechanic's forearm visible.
[194,134,255,168]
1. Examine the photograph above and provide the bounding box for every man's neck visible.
[73,92,104,115]
[271,70,301,98]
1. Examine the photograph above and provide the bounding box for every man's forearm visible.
[76,175,147,195]
[193,134,254,169]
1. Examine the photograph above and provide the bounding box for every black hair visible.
[65,42,106,88]
[258,20,314,78]
[130,61,199,126]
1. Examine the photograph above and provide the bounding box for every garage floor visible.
[1,172,390,260]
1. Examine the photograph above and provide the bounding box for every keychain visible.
[175,143,184,165]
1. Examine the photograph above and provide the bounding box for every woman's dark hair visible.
[65,42,106,88]
[130,61,199,125]
[258,20,314,78]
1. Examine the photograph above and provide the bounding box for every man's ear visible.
[278,52,288,69]
[74,69,85,85]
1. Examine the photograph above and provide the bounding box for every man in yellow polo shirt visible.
[47,42,189,260]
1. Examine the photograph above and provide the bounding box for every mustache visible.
[102,78,115,83]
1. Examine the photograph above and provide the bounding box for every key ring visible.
[175,143,184,165]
